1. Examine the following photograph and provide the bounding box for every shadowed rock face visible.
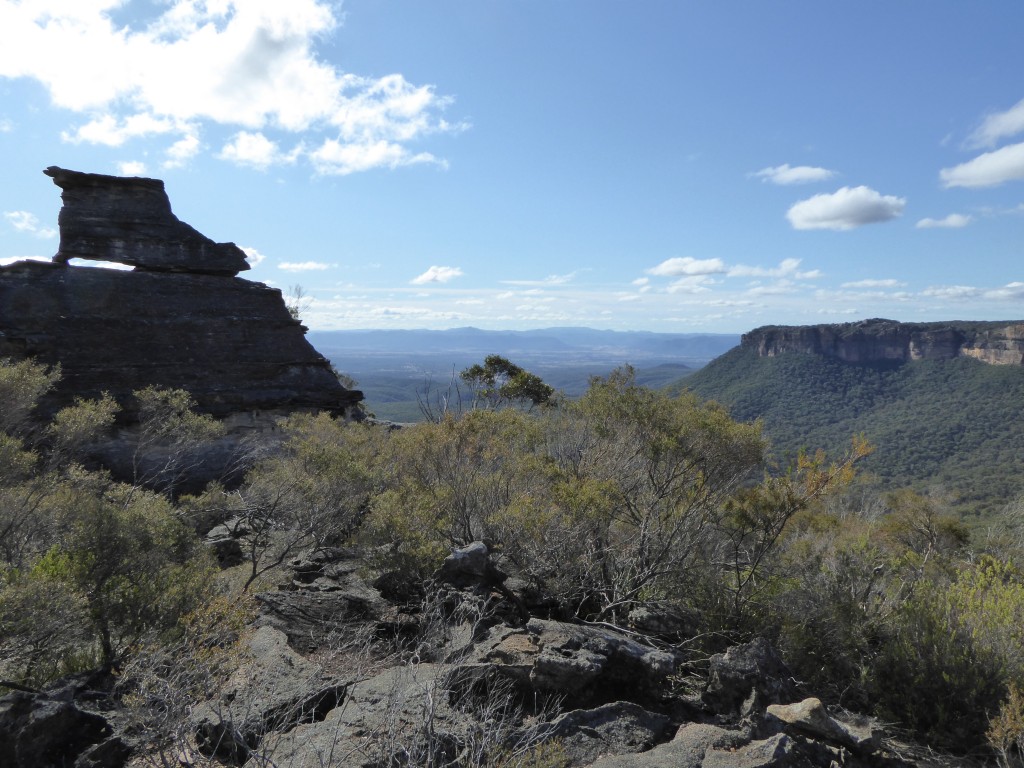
[44,166,249,276]
[0,168,360,417]
[743,318,1024,366]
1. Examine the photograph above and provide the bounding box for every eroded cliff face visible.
[0,167,361,417]
[743,318,1024,366]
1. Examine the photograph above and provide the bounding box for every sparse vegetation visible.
[3,352,1024,764]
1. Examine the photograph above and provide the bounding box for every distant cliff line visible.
[742,318,1024,366]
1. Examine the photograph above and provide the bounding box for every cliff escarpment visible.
[0,167,361,417]
[743,318,1024,366]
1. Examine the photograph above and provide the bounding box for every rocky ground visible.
[0,541,963,768]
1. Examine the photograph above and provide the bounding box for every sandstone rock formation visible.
[44,166,249,275]
[743,318,1024,366]
[0,168,360,417]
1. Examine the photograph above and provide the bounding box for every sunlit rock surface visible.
[744,318,1024,365]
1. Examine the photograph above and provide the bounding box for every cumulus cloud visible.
[279,260,331,271]
[240,246,267,267]
[940,142,1024,188]
[0,1,460,174]
[968,97,1024,148]
[219,131,298,170]
[728,258,821,279]
[786,186,906,231]
[3,210,56,238]
[0,118,12,132]
[751,164,835,185]
[840,278,906,289]
[916,213,972,229]
[646,257,726,277]
[62,112,179,146]
[117,160,147,176]
[410,265,463,284]
[163,133,201,168]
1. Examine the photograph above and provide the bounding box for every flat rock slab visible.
[467,619,678,707]
[766,697,881,754]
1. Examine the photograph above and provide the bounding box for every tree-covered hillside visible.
[679,347,1024,515]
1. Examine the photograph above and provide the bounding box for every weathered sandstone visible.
[0,168,360,418]
[44,166,249,275]
[743,318,1024,366]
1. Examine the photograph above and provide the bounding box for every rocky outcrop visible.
[0,168,360,418]
[743,318,1024,366]
[3,542,922,768]
[0,673,130,768]
[45,166,249,275]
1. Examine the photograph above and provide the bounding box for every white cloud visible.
[922,285,982,300]
[646,257,726,277]
[751,164,835,185]
[117,160,147,176]
[985,282,1024,301]
[0,118,14,132]
[940,142,1024,188]
[968,97,1024,148]
[728,258,821,279]
[163,132,201,168]
[0,1,459,174]
[840,278,906,289]
[915,213,972,229]
[279,260,331,271]
[63,112,178,146]
[786,186,906,231]
[309,138,441,175]
[240,246,267,267]
[410,265,463,284]
[631,277,649,287]
[218,131,296,170]
[3,210,56,238]
[666,275,715,294]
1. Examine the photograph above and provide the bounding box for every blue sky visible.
[2,1,1023,332]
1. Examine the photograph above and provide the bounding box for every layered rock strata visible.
[743,318,1024,366]
[0,168,360,417]
[44,166,249,275]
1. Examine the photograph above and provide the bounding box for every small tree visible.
[460,355,553,411]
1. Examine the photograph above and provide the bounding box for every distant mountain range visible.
[681,320,1024,516]
[308,327,740,367]
[307,326,740,422]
